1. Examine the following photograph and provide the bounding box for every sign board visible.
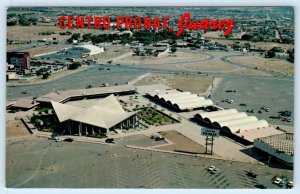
[201,128,220,137]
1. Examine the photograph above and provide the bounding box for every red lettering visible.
[177,12,190,36]
[75,16,84,29]
[224,20,235,36]
[198,19,210,30]
[217,20,226,31]
[134,16,141,29]
[116,16,124,29]
[153,17,160,29]
[210,20,218,30]
[68,16,74,29]
[125,16,132,29]
[85,16,93,29]
[144,17,152,29]
[94,16,102,29]
[103,16,110,29]
[163,17,169,29]
[59,16,67,29]
[188,21,198,30]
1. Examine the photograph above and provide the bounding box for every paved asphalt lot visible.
[6,136,293,188]
[211,76,294,126]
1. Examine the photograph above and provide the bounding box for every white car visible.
[287,181,293,188]
[273,177,282,184]
[207,166,216,171]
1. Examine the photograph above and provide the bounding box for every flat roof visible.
[74,44,103,52]
[36,84,136,103]
[255,133,293,155]
[234,127,284,143]
[135,84,172,94]
[9,98,39,109]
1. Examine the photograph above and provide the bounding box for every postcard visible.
[5,6,294,189]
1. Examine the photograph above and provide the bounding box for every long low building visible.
[194,109,284,144]
[51,95,140,135]
[147,90,213,111]
[36,84,136,105]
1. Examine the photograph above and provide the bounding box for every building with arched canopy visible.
[194,109,283,144]
[147,90,213,111]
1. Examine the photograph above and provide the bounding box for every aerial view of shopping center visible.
[6,7,294,188]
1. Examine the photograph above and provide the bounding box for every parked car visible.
[278,178,288,187]
[64,138,73,142]
[49,135,59,141]
[255,184,268,189]
[287,181,293,189]
[207,166,216,172]
[151,133,165,141]
[273,177,282,185]
[246,171,257,178]
[105,138,115,144]
[210,168,221,174]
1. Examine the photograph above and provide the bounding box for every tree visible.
[287,48,294,62]
[82,33,92,42]
[18,17,31,26]
[71,33,81,40]
[265,47,284,58]
[265,50,275,58]
[244,43,251,50]
[171,46,177,53]
[271,47,284,53]
[42,72,50,79]
[241,34,253,41]
[28,17,37,25]
[68,62,81,70]
[145,49,153,55]
[7,19,17,26]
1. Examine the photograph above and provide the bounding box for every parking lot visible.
[211,76,294,127]
[6,136,293,188]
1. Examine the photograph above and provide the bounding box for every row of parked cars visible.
[273,177,293,188]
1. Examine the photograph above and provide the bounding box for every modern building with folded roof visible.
[51,95,140,135]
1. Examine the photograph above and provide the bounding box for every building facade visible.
[7,52,30,74]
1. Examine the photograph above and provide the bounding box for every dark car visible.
[246,171,257,178]
[64,138,74,142]
[255,184,268,189]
